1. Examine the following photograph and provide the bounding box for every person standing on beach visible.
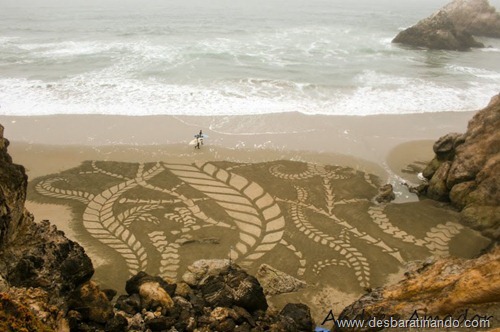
[197,130,204,147]
[194,129,203,149]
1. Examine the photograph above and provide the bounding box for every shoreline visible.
[2,111,474,204]
[1,110,474,172]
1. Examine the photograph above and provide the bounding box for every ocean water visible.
[1,0,499,116]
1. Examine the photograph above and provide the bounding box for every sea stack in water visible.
[392,0,500,50]
[420,94,500,240]
[392,10,484,50]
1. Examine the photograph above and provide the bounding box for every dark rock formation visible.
[421,94,500,240]
[375,184,395,203]
[393,0,500,50]
[442,0,500,38]
[0,123,104,330]
[67,281,115,324]
[2,220,94,299]
[202,267,268,312]
[336,245,500,331]
[1,124,94,300]
[113,264,315,332]
[392,10,484,50]
[279,303,315,331]
[0,124,30,248]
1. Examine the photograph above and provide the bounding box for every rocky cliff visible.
[420,94,500,240]
[0,124,95,299]
[333,96,500,331]
[392,0,500,50]
[336,245,499,331]
[0,124,96,330]
[0,124,30,248]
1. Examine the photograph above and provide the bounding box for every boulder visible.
[392,10,484,50]
[145,316,176,332]
[433,132,464,159]
[67,281,114,324]
[125,271,176,297]
[256,264,306,296]
[182,259,231,286]
[427,161,452,201]
[422,157,441,179]
[138,281,174,314]
[375,184,396,203]
[201,268,268,313]
[279,303,315,332]
[115,293,141,315]
[124,271,176,314]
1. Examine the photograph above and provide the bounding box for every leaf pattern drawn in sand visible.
[30,160,482,289]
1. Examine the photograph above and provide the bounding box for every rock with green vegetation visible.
[0,292,54,332]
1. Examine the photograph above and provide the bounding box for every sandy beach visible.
[1,110,475,175]
[0,111,491,324]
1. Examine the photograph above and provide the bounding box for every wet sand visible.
[2,111,474,177]
[1,111,491,325]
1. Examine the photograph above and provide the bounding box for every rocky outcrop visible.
[107,263,314,332]
[442,0,500,38]
[392,10,484,50]
[393,0,500,50]
[0,123,97,330]
[1,220,94,300]
[0,124,30,248]
[256,264,306,296]
[1,124,94,300]
[336,245,500,331]
[420,94,500,240]
[375,184,395,204]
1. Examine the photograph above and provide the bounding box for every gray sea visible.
[1,0,499,116]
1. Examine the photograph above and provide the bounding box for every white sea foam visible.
[1,1,499,117]
[480,47,500,53]
[0,73,496,117]
[447,64,500,79]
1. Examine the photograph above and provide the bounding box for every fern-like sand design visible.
[29,160,487,291]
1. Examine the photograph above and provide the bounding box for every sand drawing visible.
[30,160,479,289]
